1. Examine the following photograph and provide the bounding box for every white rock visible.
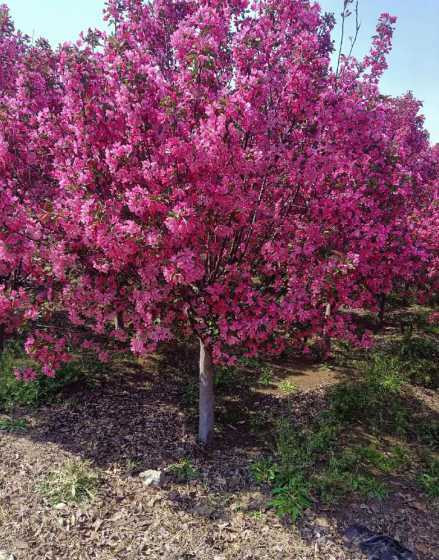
[53,502,67,510]
[139,469,163,487]
[0,551,15,560]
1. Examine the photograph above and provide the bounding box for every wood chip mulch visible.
[0,366,438,560]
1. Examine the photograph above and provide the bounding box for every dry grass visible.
[37,459,100,506]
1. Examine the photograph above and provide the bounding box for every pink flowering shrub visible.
[0,5,60,350]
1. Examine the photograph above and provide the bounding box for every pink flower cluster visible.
[0,1,437,373]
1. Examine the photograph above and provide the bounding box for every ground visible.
[0,311,438,559]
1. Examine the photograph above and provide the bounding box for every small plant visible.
[350,474,389,500]
[38,459,100,505]
[250,457,278,484]
[269,476,311,521]
[314,452,388,504]
[366,352,406,393]
[258,367,274,386]
[0,417,28,432]
[353,444,408,474]
[418,457,439,498]
[278,380,298,396]
[397,334,439,388]
[125,458,142,474]
[167,458,199,482]
[304,421,339,455]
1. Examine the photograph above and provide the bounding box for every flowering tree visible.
[1,0,437,443]
[0,5,60,353]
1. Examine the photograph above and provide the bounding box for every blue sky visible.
[4,0,439,143]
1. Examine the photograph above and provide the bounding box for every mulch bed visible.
[0,361,438,560]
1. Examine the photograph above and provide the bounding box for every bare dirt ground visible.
[0,350,438,560]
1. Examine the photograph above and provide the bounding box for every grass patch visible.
[328,352,409,433]
[418,456,439,498]
[251,416,395,521]
[251,334,439,522]
[0,417,28,432]
[38,459,100,506]
[250,457,278,484]
[385,333,439,389]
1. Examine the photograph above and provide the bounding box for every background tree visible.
[0,5,60,358]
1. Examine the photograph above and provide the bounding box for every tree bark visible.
[198,338,215,445]
[322,302,332,356]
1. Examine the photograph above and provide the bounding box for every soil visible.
[0,353,438,560]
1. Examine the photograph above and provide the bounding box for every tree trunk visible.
[198,338,215,445]
[322,302,332,356]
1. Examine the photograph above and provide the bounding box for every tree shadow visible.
[2,349,438,560]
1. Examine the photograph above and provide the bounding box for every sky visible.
[4,0,439,144]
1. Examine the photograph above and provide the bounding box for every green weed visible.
[250,457,278,484]
[328,352,409,433]
[418,457,439,498]
[279,380,298,396]
[0,417,28,432]
[258,367,274,386]
[38,459,100,505]
[167,458,199,482]
[239,356,262,369]
[269,476,311,522]
[350,474,389,499]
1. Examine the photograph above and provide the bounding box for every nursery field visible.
[0,306,438,560]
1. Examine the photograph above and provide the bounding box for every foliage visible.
[387,333,439,389]
[250,457,278,484]
[0,0,437,378]
[329,352,409,432]
[417,456,439,498]
[252,413,397,520]
[278,380,298,396]
[167,458,200,482]
[38,459,100,505]
[258,367,274,387]
[0,341,93,410]
[0,417,28,432]
[250,341,439,520]
[269,476,312,522]
[415,418,439,449]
